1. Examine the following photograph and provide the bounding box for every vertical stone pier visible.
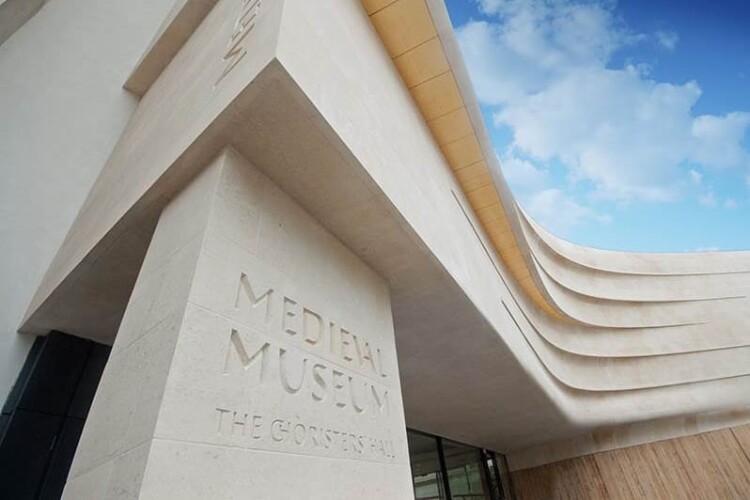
[63,148,414,498]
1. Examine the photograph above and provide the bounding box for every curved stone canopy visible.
[18,0,750,469]
[364,0,750,465]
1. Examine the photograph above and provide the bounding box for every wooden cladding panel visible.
[360,0,398,15]
[369,0,436,57]
[512,455,609,500]
[732,424,750,457]
[512,427,750,499]
[410,71,463,120]
[427,107,474,145]
[393,37,449,89]
[442,137,484,171]
[454,162,493,191]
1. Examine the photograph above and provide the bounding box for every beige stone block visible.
[62,460,113,500]
[138,439,414,499]
[155,304,408,463]
[64,441,153,500]
[206,150,266,253]
[124,0,221,96]
[135,237,203,342]
[101,441,153,500]
[111,274,163,356]
[69,313,182,478]
[190,234,400,381]
[22,0,285,333]
[66,148,411,497]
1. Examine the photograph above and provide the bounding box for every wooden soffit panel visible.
[362,0,561,318]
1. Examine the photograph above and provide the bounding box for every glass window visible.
[408,431,448,500]
[494,452,514,499]
[407,429,511,500]
[481,449,508,500]
[442,439,492,499]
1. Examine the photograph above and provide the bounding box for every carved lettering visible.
[235,273,273,322]
[225,327,392,416]
[215,408,398,460]
[311,363,327,402]
[216,0,262,87]
[329,321,338,356]
[293,423,306,445]
[377,348,388,379]
[279,348,306,394]
[215,407,231,433]
[302,308,323,345]
[332,369,347,409]
[371,385,389,415]
[308,425,320,447]
[251,415,263,439]
[349,376,365,414]
[233,273,389,379]
[271,419,288,442]
[354,335,376,373]
[224,329,270,382]
[282,296,299,336]
[340,328,354,362]
[231,411,248,435]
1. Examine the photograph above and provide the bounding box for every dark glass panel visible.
[482,449,505,499]
[408,431,448,500]
[442,439,492,499]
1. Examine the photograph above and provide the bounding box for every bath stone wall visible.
[63,148,414,499]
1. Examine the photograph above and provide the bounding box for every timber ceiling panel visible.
[360,0,562,318]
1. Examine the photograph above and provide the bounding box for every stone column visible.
[63,148,414,499]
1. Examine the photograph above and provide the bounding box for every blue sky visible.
[444,0,750,252]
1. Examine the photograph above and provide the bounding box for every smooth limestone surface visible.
[64,149,413,499]
[9,0,750,474]
[0,0,176,405]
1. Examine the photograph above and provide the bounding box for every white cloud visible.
[655,30,678,51]
[691,112,750,169]
[688,169,703,185]
[698,190,717,208]
[459,0,633,106]
[501,151,613,235]
[457,0,750,208]
[724,198,738,209]
[493,65,750,203]
[494,67,704,202]
[522,188,612,235]
[499,153,550,190]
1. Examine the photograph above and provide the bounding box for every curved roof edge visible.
[365,0,566,320]
[362,0,750,324]
[361,1,750,447]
